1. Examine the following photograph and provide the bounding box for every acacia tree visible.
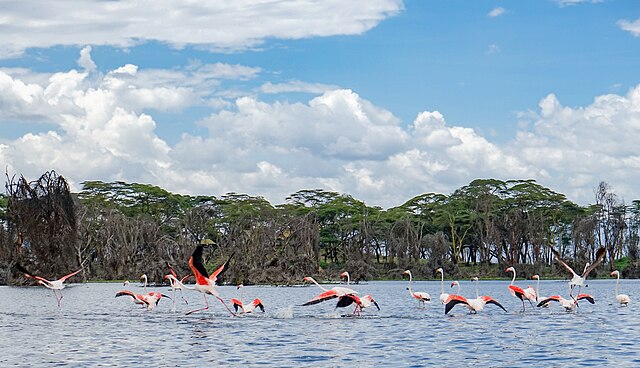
[6,171,79,280]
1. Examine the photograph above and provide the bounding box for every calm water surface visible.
[1,278,638,367]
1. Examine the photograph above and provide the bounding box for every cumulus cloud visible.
[488,7,506,17]
[618,18,640,37]
[0,0,404,58]
[2,49,640,208]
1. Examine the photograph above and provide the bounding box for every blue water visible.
[1,278,638,367]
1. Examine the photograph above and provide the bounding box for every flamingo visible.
[537,294,595,312]
[445,277,507,314]
[532,275,551,308]
[436,268,448,304]
[550,246,606,301]
[186,244,236,316]
[140,274,148,292]
[610,270,631,307]
[165,261,192,306]
[340,271,380,312]
[16,264,81,308]
[505,266,535,311]
[402,270,431,307]
[450,280,461,294]
[301,276,360,315]
[116,290,170,310]
[231,284,265,314]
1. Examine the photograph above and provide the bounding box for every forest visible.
[1,170,639,285]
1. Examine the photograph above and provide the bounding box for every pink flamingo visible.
[116,290,170,310]
[506,266,535,311]
[537,294,595,311]
[301,276,361,314]
[445,277,507,314]
[165,261,192,306]
[550,246,606,301]
[186,244,236,316]
[341,271,380,312]
[610,270,630,307]
[231,284,265,314]
[402,270,431,307]
[16,264,81,308]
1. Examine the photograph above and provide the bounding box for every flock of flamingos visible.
[14,244,632,316]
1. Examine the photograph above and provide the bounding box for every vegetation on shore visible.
[1,171,639,285]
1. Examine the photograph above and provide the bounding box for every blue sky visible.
[1,0,639,208]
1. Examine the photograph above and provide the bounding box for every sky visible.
[1,0,639,209]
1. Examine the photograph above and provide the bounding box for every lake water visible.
[1,277,638,367]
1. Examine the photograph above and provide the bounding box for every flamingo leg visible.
[186,294,210,315]
[53,290,62,308]
[216,296,237,317]
[179,289,188,304]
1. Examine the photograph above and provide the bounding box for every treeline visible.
[1,171,639,285]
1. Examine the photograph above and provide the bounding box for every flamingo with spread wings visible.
[537,294,595,312]
[340,271,380,313]
[445,277,507,314]
[551,246,606,301]
[186,244,236,316]
[116,290,170,310]
[301,276,361,314]
[16,264,81,308]
[231,284,265,314]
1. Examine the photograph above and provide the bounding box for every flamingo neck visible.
[536,278,540,299]
[510,271,516,285]
[615,274,620,296]
[473,281,479,299]
[407,273,414,295]
[344,273,350,286]
[440,272,444,294]
[307,277,328,291]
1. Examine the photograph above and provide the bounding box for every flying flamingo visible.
[445,277,507,314]
[610,270,631,307]
[301,276,361,315]
[186,244,236,316]
[537,294,595,312]
[116,290,170,310]
[340,271,380,312]
[402,270,431,307]
[231,284,265,314]
[506,266,535,311]
[436,268,448,304]
[550,246,606,302]
[165,261,192,306]
[16,264,81,308]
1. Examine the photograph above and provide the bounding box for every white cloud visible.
[0,0,404,58]
[77,46,96,72]
[618,18,640,37]
[486,44,501,55]
[554,0,602,6]
[260,81,340,94]
[488,7,506,17]
[2,50,640,208]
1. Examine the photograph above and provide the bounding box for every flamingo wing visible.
[209,252,235,283]
[189,245,210,284]
[444,294,469,314]
[59,269,81,282]
[537,295,561,307]
[231,298,243,312]
[508,285,526,301]
[481,296,507,312]
[576,294,595,304]
[116,290,149,306]
[550,248,578,277]
[335,294,359,308]
[15,264,49,284]
[302,290,340,306]
[180,274,192,283]
[581,247,606,278]
[165,261,178,278]
[252,299,265,312]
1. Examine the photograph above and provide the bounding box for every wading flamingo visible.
[301,276,361,315]
[506,266,535,311]
[436,268,448,304]
[445,277,507,314]
[186,244,236,316]
[532,275,551,308]
[610,270,631,307]
[341,271,380,312]
[537,294,595,312]
[116,290,170,310]
[450,281,461,294]
[165,261,192,306]
[551,246,606,301]
[16,264,81,308]
[231,284,265,314]
[402,270,431,307]
[140,274,148,293]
